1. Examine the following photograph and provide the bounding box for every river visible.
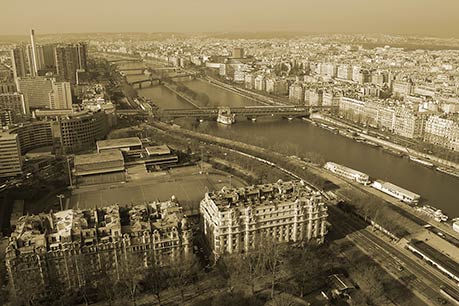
[124,65,459,218]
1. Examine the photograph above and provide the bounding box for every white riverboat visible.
[416,205,448,222]
[371,180,420,205]
[409,155,434,167]
[324,162,371,185]
[217,107,236,125]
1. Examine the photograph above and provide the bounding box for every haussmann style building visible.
[200,180,328,259]
[5,200,192,297]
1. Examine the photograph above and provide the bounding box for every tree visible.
[286,244,331,297]
[116,254,147,306]
[224,250,264,295]
[95,271,119,306]
[352,265,385,305]
[211,290,263,306]
[142,264,169,306]
[260,240,286,299]
[167,254,200,303]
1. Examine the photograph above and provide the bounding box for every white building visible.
[200,180,328,260]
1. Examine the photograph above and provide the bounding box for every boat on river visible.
[217,107,236,125]
[409,155,434,167]
[436,167,459,178]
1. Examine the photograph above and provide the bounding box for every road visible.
[329,205,458,305]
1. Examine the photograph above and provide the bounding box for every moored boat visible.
[409,155,434,167]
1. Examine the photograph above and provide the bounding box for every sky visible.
[2,0,459,37]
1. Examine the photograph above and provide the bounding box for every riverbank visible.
[310,113,459,175]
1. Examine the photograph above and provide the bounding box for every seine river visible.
[125,72,459,218]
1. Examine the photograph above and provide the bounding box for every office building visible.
[0,82,17,94]
[49,81,72,109]
[6,201,192,297]
[52,110,111,154]
[10,121,54,154]
[0,132,22,178]
[200,180,328,259]
[55,43,88,84]
[0,93,28,125]
[10,47,29,79]
[16,76,53,109]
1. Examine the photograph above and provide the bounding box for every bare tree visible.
[142,263,169,306]
[260,240,286,299]
[223,249,264,295]
[117,253,147,306]
[167,254,200,302]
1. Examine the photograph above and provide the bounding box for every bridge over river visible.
[117,105,337,120]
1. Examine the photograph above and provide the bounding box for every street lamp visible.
[56,194,65,211]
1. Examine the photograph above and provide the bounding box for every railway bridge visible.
[117,105,337,120]
[130,72,198,88]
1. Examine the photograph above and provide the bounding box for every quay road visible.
[202,75,287,106]
[151,121,459,304]
[329,206,447,306]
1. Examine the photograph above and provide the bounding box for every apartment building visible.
[200,180,328,259]
[0,132,22,178]
[6,201,192,296]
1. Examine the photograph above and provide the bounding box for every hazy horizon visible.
[2,0,459,38]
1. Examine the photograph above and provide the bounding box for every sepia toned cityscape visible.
[1,1,459,305]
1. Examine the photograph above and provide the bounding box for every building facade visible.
[6,201,192,297]
[52,110,110,154]
[0,132,22,178]
[55,43,88,84]
[17,76,53,109]
[0,93,27,126]
[49,81,73,109]
[424,115,459,151]
[200,180,328,259]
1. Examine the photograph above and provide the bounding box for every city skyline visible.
[2,0,459,37]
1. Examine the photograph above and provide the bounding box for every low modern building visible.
[0,132,22,178]
[53,110,111,154]
[96,137,143,153]
[144,145,179,170]
[200,180,328,260]
[73,150,126,185]
[10,121,54,154]
[6,200,192,297]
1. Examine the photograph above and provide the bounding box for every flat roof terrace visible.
[74,150,125,176]
[97,137,142,152]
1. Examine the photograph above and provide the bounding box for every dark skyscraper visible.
[11,48,28,79]
[55,43,88,84]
